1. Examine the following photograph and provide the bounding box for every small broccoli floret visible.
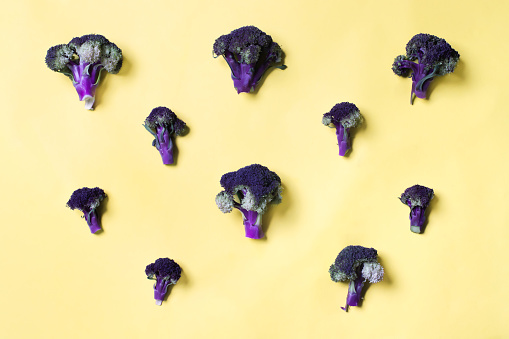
[145,258,182,306]
[329,245,384,312]
[143,106,187,165]
[322,102,363,156]
[215,164,282,239]
[400,185,434,233]
[66,187,107,233]
[213,26,286,94]
[392,33,460,104]
[45,34,123,110]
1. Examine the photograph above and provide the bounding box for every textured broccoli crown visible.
[66,187,106,212]
[400,185,434,208]
[329,246,378,282]
[405,33,460,75]
[145,258,182,283]
[322,102,363,128]
[144,106,187,133]
[45,44,75,72]
[219,164,282,212]
[391,55,412,77]
[213,26,276,64]
[361,262,384,283]
[215,191,234,213]
[65,34,123,73]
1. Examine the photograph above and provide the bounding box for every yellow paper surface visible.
[1,1,508,338]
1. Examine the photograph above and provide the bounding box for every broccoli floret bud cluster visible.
[213,26,285,93]
[217,164,282,214]
[405,33,460,76]
[329,245,379,282]
[145,258,182,284]
[144,107,186,135]
[400,185,434,209]
[66,187,106,212]
[322,102,363,129]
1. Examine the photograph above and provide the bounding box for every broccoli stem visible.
[341,274,365,312]
[234,205,264,239]
[408,204,426,233]
[411,63,435,102]
[84,209,101,234]
[336,125,351,156]
[153,279,171,306]
[156,126,174,165]
[233,63,256,94]
[68,62,99,110]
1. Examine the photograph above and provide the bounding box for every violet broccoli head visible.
[145,258,182,306]
[322,102,363,156]
[143,106,186,165]
[329,245,384,312]
[213,26,286,94]
[66,187,106,234]
[400,184,434,233]
[215,164,282,239]
[392,33,459,104]
[45,34,122,110]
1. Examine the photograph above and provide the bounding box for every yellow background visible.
[1,1,508,338]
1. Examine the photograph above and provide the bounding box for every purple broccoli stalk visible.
[45,34,122,110]
[215,164,282,239]
[143,107,186,165]
[145,258,182,306]
[322,102,363,156]
[213,26,286,94]
[400,185,434,233]
[392,33,460,104]
[66,187,107,233]
[329,246,384,312]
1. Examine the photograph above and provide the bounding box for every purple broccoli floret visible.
[215,164,282,239]
[145,258,182,306]
[45,34,122,110]
[322,102,363,156]
[213,26,286,94]
[400,185,434,233]
[143,107,186,165]
[329,245,384,312]
[392,33,460,104]
[66,187,106,233]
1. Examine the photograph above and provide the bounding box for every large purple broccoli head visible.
[218,164,282,213]
[329,246,378,282]
[45,34,122,109]
[143,107,187,165]
[405,34,460,75]
[400,184,434,233]
[144,107,186,135]
[145,258,182,283]
[322,102,363,156]
[329,245,384,312]
[213,26,286,94]
[215,164,282,239]
[67,187,106,213]
[145,258,182,306]
[66,187,106,234]
[392,33,459,104]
